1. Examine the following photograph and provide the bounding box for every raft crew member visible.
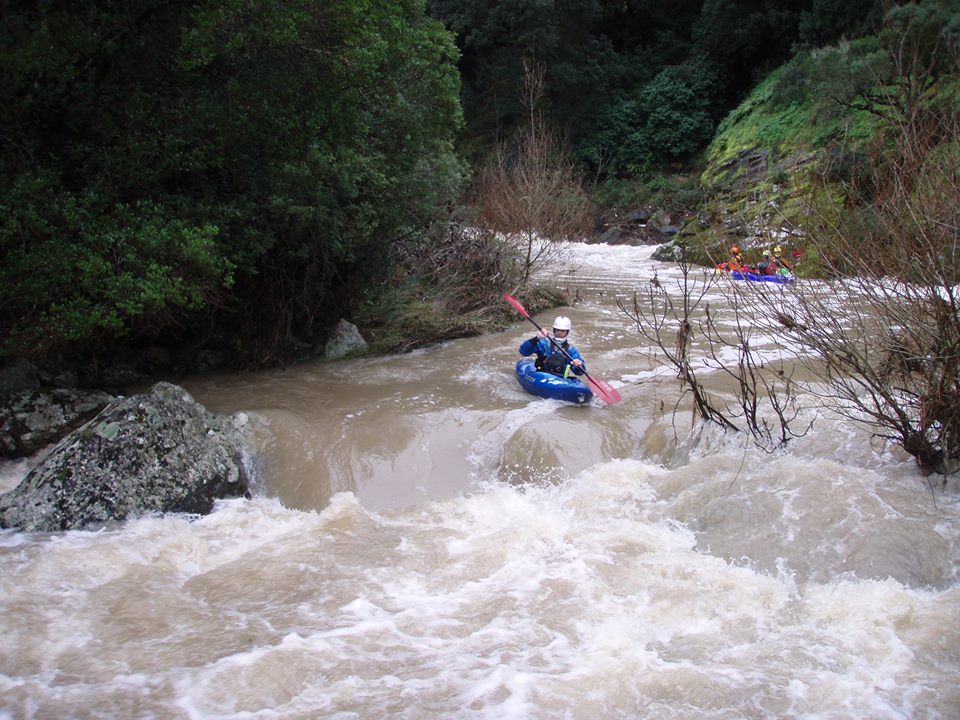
[730,244,746,270]
[772,245,792,271]
[756,251,773,275]
[519,316,586,378]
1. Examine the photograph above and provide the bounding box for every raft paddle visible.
[503,293,622,405]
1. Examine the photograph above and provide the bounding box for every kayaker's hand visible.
[537,329,547,340]
[571,359,583,367]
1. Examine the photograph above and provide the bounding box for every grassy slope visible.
[655,39,886,272]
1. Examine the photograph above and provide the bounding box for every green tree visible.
[575,96,648,177]
[798,0,884,48]
[692,0,807,100]
[428,0,647,159]
[0,0,465,369]
[577,60,720,176]
[640,62,721,161]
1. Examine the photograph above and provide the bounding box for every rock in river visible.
[0,387,115,458]
[0,382,253,532]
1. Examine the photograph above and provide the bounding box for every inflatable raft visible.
[515,358,593,404]
[730,269,795,284]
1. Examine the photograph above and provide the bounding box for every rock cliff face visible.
[0,382,253,532]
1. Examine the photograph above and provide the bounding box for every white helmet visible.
[551,316,572,343]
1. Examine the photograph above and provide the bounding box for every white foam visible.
[1,459,958,719]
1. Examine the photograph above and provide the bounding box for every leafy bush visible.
[591,172,701,217]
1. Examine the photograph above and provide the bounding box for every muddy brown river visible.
[1,243,958,719]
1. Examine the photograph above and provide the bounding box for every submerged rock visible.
[0,382,253,532]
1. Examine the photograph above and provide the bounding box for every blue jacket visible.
[519,336,586,377]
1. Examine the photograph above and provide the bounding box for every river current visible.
[1,243,958,719]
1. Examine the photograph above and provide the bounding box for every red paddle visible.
[503,293,622,404]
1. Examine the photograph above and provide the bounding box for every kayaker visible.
[519,316,586,378]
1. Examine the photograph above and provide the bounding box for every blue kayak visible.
[515,359,593,404]
[731,269,795,284]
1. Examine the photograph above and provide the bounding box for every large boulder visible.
[1,388,115,458]
[322,319,367,359]
[0,382,253,532]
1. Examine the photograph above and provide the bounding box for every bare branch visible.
[471,57,593,286]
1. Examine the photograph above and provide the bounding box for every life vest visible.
[536,343,571,376]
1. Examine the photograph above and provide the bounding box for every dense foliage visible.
[427,0,882,174]
[1,0,465,369]
[2,0,951,382]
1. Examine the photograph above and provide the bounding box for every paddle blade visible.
[585,374,622,405]
[502,292,530,319]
